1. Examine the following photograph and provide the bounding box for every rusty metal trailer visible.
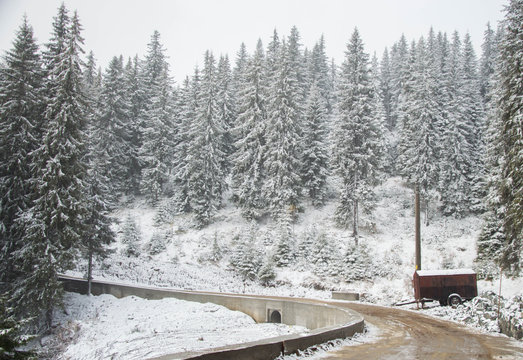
[413,269,477,306]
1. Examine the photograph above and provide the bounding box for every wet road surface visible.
[319,300,523,360]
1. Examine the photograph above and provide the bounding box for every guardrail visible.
[58,275,364,359]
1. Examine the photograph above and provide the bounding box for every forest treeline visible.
[0,0,521,344]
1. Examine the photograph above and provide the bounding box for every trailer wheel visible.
[448,294,462,307]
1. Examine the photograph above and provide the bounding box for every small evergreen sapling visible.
[121,215,141,257]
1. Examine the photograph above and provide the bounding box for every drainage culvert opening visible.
[268,309,282,323]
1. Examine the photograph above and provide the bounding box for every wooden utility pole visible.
[415,184,421,271]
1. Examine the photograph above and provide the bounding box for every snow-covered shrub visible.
[258,258,276,286]
[499,294,523,340]
[145,231,167,255]
[311,232,338,276]
[198,233,223,264]
[230,224,262,281]
[121,215,141,257]
[376,248,403,279]
[297,225,317,263]
[154,198,178,225]
[427,291,523,339]
[342,242,374,282]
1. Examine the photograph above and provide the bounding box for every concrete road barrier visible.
[332,291,360,301]
[58,275,364,359]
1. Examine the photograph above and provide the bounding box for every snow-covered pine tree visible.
[439,32,476,217]
[82,144,115,295]
[231,39,268,220]
[297,225,317,264]
[311,231,336,276]
[397,36,443,225]
[272,218,296,267]
[232,42,248,97]
[140,63,176,204]
[230,223,262,281]
[479,23,498,105]
[380,48,393,129]
[187,51,227,226]
[389,35,409,130]
[139,31,175,204]
[0,295,35,359]
[216,55,236,172]
[257,257,276,286]
[265,29,281,85]
[378,48,398,175]
[476,35,505,278]
[123,55,146,195]
[308,35,332,113]
[342,242,374,282]
[263,39,303,222]
[171,74,196,213]
[332,28,383,238]
[0,16,44,289]
[301,81,329,206]
[146,231,167,255]
[497,0,522,273]
[13,9,90,329]
[96,56,132,201]
[461,33,487,213]
[287,26,307,102]
[121,215,141,257]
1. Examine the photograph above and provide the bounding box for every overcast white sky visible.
[0,0,506,83]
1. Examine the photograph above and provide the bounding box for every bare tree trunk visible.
[87,248,93,296]
[425,198,430,226]
[353,199,359,246]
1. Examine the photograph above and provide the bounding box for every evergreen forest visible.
[0,0,521,349]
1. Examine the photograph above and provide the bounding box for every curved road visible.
[317,300,522,359]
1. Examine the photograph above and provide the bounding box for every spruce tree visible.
[0,17,44,289]
[301,82,329,206]
[308,35,333,113]
[332,28,383,238]
[97,56,132,200]
[121,215,141,257]
[139,31,175,203]
[123,55,146,195]
[461,33,486,213]
[172,75,196,213]
[497,0,522,273]
[13,9,89,329]
[398,37,443,225]
[187,51,227,226]
[216,55,236,171]
[380,48,393,129]
[82,147,115,295]
[231,39,268,219]
[479,23,498,105]
[439,33,476,217]
[264,39,304,222]
[389,35,409,130]
[476,39,505,277]
[140,63,175,204]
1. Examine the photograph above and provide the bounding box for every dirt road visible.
[320,301,523,359]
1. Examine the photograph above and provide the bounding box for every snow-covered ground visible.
[43,177,522,358]
[44,293,308,360]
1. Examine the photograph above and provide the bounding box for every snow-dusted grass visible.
[50,293,308,360]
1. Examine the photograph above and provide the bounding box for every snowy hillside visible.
[38,177,520,358]
[67,177,521,310]
[67,178,482,301]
